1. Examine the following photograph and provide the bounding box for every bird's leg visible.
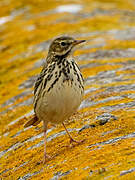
[43,121,50,163]
[62,122,84,144]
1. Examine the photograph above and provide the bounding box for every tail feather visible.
[24,114,41,128]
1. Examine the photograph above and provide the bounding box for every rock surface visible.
[0,0,135,179]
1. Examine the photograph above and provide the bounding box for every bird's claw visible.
[43,154,51,164]
[69,138,85,144]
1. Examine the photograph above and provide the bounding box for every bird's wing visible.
[23,62,48,128]
[34,62,48,95]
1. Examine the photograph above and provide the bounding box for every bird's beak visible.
[73,39,86,46]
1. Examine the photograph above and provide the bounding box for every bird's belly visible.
[37,79,83,124]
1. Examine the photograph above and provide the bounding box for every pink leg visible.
[62,122,84,144]
[43,121,50,163]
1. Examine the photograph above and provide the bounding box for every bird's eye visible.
[61,42,66,46]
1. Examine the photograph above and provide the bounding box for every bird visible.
[24,36,85,163]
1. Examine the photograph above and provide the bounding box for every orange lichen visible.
[82,64,122,78]
[0,0,135,179]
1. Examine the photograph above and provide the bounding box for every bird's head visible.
[48,36,85,57]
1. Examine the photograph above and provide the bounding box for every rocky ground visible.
[0,0,135,179]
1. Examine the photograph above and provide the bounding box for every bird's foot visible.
[43,154,51,164]
[69,137,85,144]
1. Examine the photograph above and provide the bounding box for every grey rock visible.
[101,101,135,112]
[51,170,71,180]
[0,97,33,115]
[96,113,117,125]
[88,132,135,148]
[18,170,42,180]
[19,76,37,89]
[1,90,32,108]
[79,96,123,109]
[120,167,135,176]
[78,48,135,61]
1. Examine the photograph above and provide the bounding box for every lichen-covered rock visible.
[0,0,135,179]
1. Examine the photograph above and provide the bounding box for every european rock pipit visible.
[24,36,85,162]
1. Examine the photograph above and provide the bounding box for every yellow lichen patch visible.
[0,0,135,179]
[100,57,135,64]
[82,64,121,78]
[105,39,135,50]
[84,0,135,11]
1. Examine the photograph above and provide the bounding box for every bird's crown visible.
[48,36,85,56]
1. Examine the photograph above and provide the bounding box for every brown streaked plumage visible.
[24,36,85,163]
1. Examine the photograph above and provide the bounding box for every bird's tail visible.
[24,114,41,128]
